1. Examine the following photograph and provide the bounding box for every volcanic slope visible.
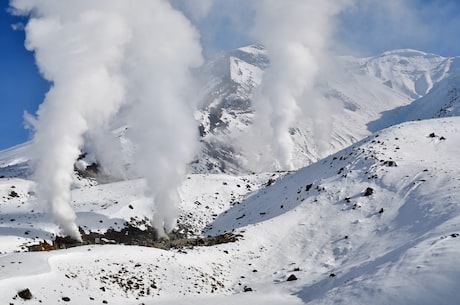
[193,46,458,173]
[0,117,459,304]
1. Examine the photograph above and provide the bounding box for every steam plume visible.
[246,0,352,171]
[122,0,203,237]
[11,0,202,239]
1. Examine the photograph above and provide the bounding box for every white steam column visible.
[248,0,352,171]
[11,0,203,240]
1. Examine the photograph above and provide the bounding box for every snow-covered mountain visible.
[0,117,459,304]
[1,47,460,304]
[193,46,460,173]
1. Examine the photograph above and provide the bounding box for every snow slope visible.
[0,117,459,304]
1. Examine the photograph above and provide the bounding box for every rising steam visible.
[11,0,202,239]
[244,0,353,171]
[11,0,355,239]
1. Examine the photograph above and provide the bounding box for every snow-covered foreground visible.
[0,117,459,304]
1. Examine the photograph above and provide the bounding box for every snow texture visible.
[0,117,459,304]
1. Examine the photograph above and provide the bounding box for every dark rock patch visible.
[8,190,19,198]
[28,224,241,252]
[363,187,374,196]
[18,288,32,300]
[383,160,397,167]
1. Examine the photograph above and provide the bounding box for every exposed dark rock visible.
[305,183,313,192]
[243,286,253,292]
[266,178,275,186]
[287,274,298,281]
[62,297,71,302]
[18,288,32,300]
[383,160,397,167]
[363,187,374,196]
[379,208,384,214]
[8,190,19,198]
[28,225,241,252]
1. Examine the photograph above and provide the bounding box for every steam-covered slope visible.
[0,117,459,304]
[192,46,458,173]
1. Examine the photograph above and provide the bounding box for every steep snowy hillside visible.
[369,56,460,130]
[192,46,458,173]
[0,117,459,304]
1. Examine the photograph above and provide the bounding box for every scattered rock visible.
[8,190,19,198]
[243,286,253,292]
[305,183,313,192]
[236,214,245,220]
[428,132,436,138]
[363,187,374,197]
[451,233,459,238]
[286,274,298,281]
[18,288,32,300]
[383,160,397,167]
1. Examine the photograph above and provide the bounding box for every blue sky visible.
[1,0,460,150]
[0,6,48,150]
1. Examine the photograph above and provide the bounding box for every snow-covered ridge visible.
[378,48,443,58]
[194,45,459,173]
[360,48,451,98]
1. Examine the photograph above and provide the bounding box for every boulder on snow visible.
[18,288,32,300]
[287,274,298,281]
[363,187,374,196]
